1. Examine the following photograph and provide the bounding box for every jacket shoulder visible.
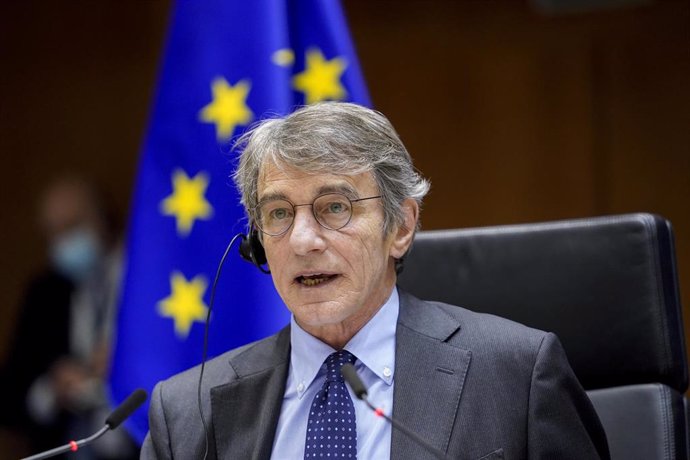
[156,326,289,402]
[399,290,550,361]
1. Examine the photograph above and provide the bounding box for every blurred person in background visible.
[0,175,137,459]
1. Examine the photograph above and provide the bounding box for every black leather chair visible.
[398,213,688,460]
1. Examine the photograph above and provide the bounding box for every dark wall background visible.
[0,0,688,455]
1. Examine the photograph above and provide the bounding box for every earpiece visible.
[239,227,270,274]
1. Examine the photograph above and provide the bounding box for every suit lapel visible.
[391,291,471,459]
[211,327,290,460]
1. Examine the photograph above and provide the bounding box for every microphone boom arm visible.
[21,426,110,460]
[21,389,147,460]
[341,363,448,460]
[360,395,448,460]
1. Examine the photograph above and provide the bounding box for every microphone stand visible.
[341,363,448,460]
[22,426,110,460]
[21,388,147,460]
[359,395,448,460]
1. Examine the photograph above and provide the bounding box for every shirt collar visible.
[289,286,400,398]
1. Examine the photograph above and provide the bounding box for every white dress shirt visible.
[271,287,399,459]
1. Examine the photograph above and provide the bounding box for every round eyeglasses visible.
[253,193,382,236]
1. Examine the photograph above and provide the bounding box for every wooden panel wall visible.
[343,0,690,354]
[0,2,169,354]
[0,4,168,453]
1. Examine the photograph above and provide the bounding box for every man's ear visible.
[390,198,419,259]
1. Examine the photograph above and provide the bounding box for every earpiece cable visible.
[197,232,245,460]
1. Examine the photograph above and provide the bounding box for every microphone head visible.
[341,363,368,399]
[105,389,148,429]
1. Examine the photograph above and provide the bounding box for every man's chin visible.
[290,302,351,327]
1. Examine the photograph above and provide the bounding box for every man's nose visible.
[288,206,327,255]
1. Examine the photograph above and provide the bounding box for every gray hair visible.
[233,102,430,235]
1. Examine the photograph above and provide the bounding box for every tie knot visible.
[325,350,356,383]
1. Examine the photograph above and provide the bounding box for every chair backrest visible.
[397,213,688,459]
[587,383,687,459]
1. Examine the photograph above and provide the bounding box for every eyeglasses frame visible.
[253,193,383,237]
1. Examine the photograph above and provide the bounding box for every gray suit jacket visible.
[141,290,609,459]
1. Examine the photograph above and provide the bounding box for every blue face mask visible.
[50,228,103,282]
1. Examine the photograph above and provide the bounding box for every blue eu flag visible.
[110,0,369,442]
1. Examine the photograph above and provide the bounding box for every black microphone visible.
[105,388,148,428]
[21,389,148,460]
[341,362,368,399]
[341,363,448,460]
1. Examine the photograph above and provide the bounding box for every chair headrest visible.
[398,213,687,392]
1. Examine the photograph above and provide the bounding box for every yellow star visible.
[292,48,348,104]
[158,272,209,339]
[198,77,253,140]
[272,48,295,67]
[160,169,213,237]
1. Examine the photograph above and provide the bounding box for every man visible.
[142,102,609,459]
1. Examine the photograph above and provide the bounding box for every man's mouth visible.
[296,274,338,287]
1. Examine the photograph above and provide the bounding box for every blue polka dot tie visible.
[305,350,358,459]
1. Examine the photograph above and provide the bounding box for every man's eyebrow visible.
[257,191,288,204]
[258,183,360,204]
[316,183,358,198]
